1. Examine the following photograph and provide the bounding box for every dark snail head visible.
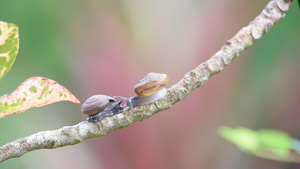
[81,95,123,123]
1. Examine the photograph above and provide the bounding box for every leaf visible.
[258,129,290,151]
[0,21,19,81]
[219,126,260,152]
[219,126,300,163]
[0,77,80,118]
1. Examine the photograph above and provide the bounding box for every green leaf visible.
[0,21,19,81]
[258,129,290,151]
[0,77,80,118]
[219,126,259,153]
[219,126,300,162]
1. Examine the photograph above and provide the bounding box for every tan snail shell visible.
[134,72,169,97]
[81,95,123,122]
[115,72,169,111]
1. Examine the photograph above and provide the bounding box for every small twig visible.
[0,0,292,163]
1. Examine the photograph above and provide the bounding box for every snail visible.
[81,95,123,123]
[115,72,169,112]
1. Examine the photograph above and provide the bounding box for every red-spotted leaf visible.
[0,21,19,81]
[0,77,80,118]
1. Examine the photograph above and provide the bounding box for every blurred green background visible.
[1,0,300,168]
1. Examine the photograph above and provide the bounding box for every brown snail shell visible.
[134,72,169,97]
[81,95,124,122]
[81,95,114,115]
[115,72,169,111]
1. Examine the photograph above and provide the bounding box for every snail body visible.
[81,95,123,123]
[115,72,169,111]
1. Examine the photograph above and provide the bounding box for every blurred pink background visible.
[1,0,300,168]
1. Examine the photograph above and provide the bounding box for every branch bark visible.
[0,0,292,163]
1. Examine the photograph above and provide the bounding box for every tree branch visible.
[0,0,292,163]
